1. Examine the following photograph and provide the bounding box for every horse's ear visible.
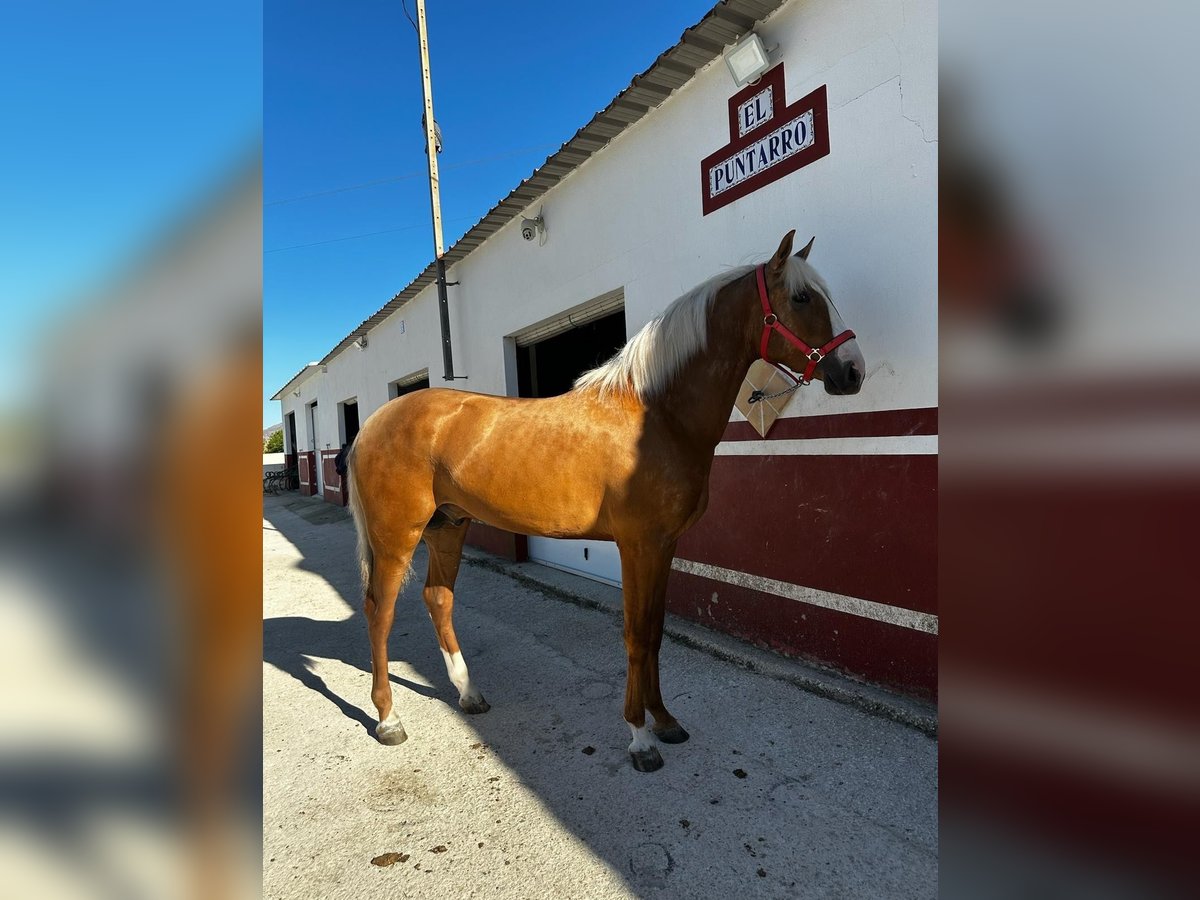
[769,230,796,273]
[796,235,816,260]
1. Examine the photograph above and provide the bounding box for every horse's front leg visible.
[618,540,682,772]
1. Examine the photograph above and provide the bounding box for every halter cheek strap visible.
[756,264,856,385]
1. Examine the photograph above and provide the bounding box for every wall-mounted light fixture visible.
[354,335,368,350]
[292,389,301,397]
[724,32,771,87]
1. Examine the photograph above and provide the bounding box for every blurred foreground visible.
[0,158,262,898]
[941,1,1199,896]
[3,0,1200,897]
[0,4,263,897]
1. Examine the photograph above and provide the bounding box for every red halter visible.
[756,264,856,385]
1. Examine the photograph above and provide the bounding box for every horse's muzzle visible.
[822,360,863,395]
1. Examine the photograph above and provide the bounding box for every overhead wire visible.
[401,0,418,34]
[265,3,555,255]
[264,142,559,207]
[265,214,478,254]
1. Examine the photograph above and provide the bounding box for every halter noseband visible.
[755,264,856,385]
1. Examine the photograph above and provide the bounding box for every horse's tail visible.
[344,438,373,596]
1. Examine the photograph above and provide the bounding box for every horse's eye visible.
[793,289,811,305]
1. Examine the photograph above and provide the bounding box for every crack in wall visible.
[898,76,938,145]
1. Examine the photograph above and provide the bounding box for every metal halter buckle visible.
[763,313,778,326]
[807,349,824,362]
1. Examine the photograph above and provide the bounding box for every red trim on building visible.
[297,452,317,497]
[721,407,938,442]
[320,449,347,506]
[467,522,528,562]
[668,451,937,698]
[944,375,1200,425]
[668,570,936,697]
[679,454,937,614]
[944,725,1197,881]
[942,478,1198,720]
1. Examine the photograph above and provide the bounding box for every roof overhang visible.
[270,362,323,401]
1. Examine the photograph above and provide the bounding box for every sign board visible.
[700,65,829,215]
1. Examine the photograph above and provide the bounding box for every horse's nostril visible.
[847,364,860,385]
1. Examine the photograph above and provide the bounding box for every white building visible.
[272,0,937,698]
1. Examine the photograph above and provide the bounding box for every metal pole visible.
[415,0,455,380]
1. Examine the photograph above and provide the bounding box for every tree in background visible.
[264,430,284,453]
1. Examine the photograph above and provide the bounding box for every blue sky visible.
[0,2,261,413]
[265,0,715,425]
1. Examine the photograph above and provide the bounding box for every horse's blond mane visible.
[574,256,818,401]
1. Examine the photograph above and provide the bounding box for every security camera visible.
[520,213,545,243]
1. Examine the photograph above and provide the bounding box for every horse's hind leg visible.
[422,516,490,714]
[365,538,421,746]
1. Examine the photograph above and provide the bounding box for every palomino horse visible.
[345,230,865,771]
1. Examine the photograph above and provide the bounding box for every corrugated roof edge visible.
[270,362,322,401]
[280,0,786,389]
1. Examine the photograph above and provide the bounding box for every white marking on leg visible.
[628,722,656,754]
[379,708,404,732]
[441,648,483,703]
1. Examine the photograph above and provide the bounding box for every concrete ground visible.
[263,493,937,899]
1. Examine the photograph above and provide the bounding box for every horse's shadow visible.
[263,499,454,738]
[262,614,445,736]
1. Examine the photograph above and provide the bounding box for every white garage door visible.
[527,536,622,587]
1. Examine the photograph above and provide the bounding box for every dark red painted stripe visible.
[298,452,318,496]
[467,522,528,562]
[943,376,1200,425]
[667,569,936,698]
[944,733,1196,881]
[678,454,937,615]
[721,406,938,442]
[942,479,1200,722]
[318,450,347,506]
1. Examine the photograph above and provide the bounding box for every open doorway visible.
[305,400,321,494]
[338,398,360,447]
[512,296,626,586]
[285,411,299,490]
[305,401,318,449]
[516,312,627,398]
[388,371,431,400]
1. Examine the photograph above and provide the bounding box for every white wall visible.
[280,0,936,441]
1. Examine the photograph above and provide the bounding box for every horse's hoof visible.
[376,724,408,746]
[654,723,690,744]
[460,695,491,715]
[630,746,665,772]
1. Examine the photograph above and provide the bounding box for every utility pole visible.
[415,0,456,381]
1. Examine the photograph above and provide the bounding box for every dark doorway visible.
[516,310,626,398]
[341,399,360,446]
[306,400,318,450]
[285,412,297,456]
[389,375,431,400]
